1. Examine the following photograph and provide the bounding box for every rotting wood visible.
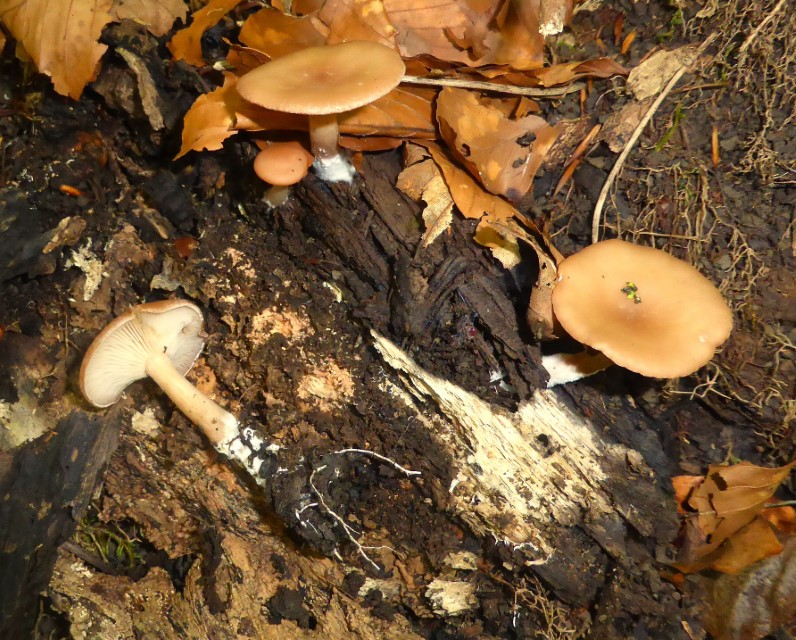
[371,330,677,608]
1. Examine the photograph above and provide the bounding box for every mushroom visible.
[235,41,406,183]
[253,141,314,207]
[79,300,239,446]
[550,239,733,378]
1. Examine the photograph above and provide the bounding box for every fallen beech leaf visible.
[338,87,437,139]
[168,0,242,67]
[599,98,652,153]
[419,141,518,221]
[0,0,112,99]
[710,517,783,574]
[397,155,437,199]
[339,136,403,151]
[225,44,270,76]
[761,502,796,534]
[176,80,236,158]
[436,87,559,199]
[397,158,454,247]
[672,474,704,515]
[319,0,397,46]
[110,0,187,37]
[474,217,521,269]
[239,7,325,59]
[693,461,796,548]
[419,174,455,247]
[534,57,628,87]
[672,460,796,574]
[472,0,545,69]
[384,0,485,64]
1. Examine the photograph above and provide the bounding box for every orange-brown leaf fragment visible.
[419,141,518,221]
[384,0,483,64]
[339,86,436,139]
[239,7,325,59]
[397,157,454,247]
[176,79,236,158]
[0,0,113,99]
[436,87,559,199]
[110,0,187,37]
[168,0,242,67]
[318,0,397,47]
[673,460,796,574]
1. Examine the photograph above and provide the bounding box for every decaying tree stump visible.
[3,149,698,639]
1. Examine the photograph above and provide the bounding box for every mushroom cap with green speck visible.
[235,41,406,115]
[551,239,733,378]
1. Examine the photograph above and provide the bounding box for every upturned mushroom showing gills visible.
[550,239,733,378]
[235,41,406,183]
[80,300,276,486]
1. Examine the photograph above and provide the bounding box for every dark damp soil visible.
[0,1,793,639]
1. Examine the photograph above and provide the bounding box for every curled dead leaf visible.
[0,0,112,99]
[168,0,243,67]
[436,87,559,200]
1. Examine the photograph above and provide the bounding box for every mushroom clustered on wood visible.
[80,300,276,485]
[550,239,733,378]
[253,141,314,207]
[235,41,406,183]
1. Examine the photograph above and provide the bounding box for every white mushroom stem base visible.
[308,114,355,183]
[215,427,281,489]
[145,353,278,486]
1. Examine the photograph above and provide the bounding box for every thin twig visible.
[591,35,719,243]
[738,0,787,56]
[335,448,422,476]
[308,465,382,572]
[401,75,585,98]
[591,67,686,243]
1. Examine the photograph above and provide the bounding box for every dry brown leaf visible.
[672,474,704,515]
[175,80,236,158]
[0,0,112,99]
[599,98,652,153]
[167,0,242,67]
[473,217,522,269]
[238,7,325,59]
[436,87,559,199]
[471,0,545,69]
[419,141,518,221]
[318,0,397,47]
[397,158,454,247]
[110,0,187,37]
[672,460,796,574]
[397,155,437,199]
[692,461,796,548]
[384,0,485,64]
[339,136,403,151]
[533,57,628,87]
[709,517,783,574]
[338,87,436,139]
[761,502,796,534]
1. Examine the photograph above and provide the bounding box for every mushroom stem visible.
[308,113,340,161]
[264,185,290,208]
[145,352,239,445]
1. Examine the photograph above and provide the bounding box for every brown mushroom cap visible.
[235,41,406,115]
[551,239,733,378]
[80,300,205,407]
[253,142,314,186]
